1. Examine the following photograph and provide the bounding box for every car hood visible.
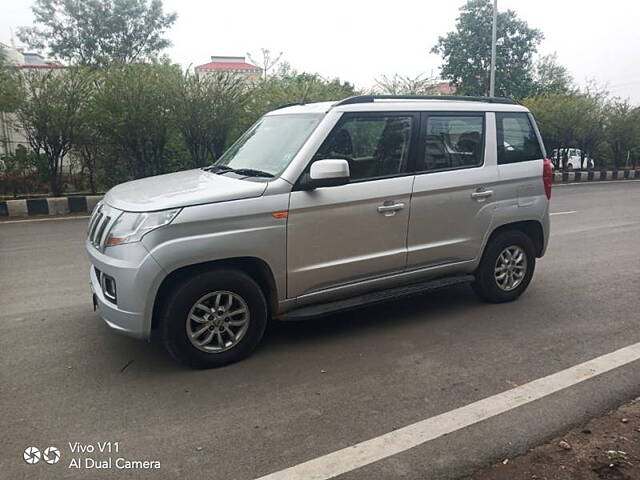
[104,169,268,212]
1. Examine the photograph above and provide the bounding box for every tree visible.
[524,94,579,169]
[0,144,42,198]
[73,106,109,194]
[74,134,101,193]
[176,71,249,167]
[0,47,22,113]
[630,108,640,169]
[373,74,440,95]
[606,99,636,169]
[92,62,182,180]
[247,49,283,81]
[233,63,358,138]
[572,86,608,169]
[18,0,177,67]
[525,89,610,171]
[432,0,543,98]
[13,67,93,196]
[532,53,574,96]
[1,47,23,162]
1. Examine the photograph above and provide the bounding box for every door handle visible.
[471,188,493,200]
[377,201,405,215]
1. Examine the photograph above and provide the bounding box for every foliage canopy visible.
[432,0,543,98]
[18,0,177,66]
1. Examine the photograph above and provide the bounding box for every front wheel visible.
[161,269,268,368]
[472,230,536,303]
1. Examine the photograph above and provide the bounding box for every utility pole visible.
[489,0,497,97]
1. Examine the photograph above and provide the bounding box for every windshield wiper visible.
[203,165,233,173]
[227,168,274,178]
[204,165,273,178]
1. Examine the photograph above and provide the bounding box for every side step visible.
[279,275,475,321]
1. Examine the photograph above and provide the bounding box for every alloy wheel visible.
[494,245,527,292]
[186,291,250,353]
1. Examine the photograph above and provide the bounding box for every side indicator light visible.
[271,211,289,219]
[105,236,124,246]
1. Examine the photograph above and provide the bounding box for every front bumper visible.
[87,239,165,340]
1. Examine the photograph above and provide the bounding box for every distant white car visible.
[552,148,594,170]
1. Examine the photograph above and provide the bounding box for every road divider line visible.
[0,215,90,225]
[255,341,640,480]
[555,179,640,186]
[550,211,577,216]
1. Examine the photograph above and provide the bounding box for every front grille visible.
[87,203,121,251]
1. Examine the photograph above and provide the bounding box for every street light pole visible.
[489,0,497,97]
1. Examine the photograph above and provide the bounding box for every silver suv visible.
[87,95,552,368]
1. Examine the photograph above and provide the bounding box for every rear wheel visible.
[472,230,536,303]
[161,269,268,368]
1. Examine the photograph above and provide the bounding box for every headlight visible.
[105,208,180,247]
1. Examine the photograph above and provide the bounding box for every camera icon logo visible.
[43,446,61,464]
[23,447,41,465]
[23,446,61,465]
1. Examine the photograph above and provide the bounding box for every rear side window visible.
[420,115,484,172]
[496,113,543,164]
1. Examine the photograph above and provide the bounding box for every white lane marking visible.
[256,341,640,480]
[1,215,90,225]
[550,211,577,216]
[555,179,640,186]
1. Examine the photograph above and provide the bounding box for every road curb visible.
[553,169,640,184]
[0,195,103,218]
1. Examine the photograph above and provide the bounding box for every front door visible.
[287,112,418,298]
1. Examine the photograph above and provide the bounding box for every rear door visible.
[287,112,418,298]
[494,111,547,216]
[407,111,498,269]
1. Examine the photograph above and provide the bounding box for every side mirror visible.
[298,159,350,190]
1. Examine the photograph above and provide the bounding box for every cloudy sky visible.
[2,0,639,103]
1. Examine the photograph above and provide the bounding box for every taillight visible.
[543,159,553,199]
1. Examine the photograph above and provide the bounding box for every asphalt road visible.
[2,181,640,480]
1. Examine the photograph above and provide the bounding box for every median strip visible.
[0,195,102,218]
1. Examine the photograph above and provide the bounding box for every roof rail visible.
[273,102,304,110]
[334,95,516,106]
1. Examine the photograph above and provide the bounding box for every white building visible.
[0,42,63,157]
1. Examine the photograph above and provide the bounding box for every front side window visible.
[313,115,414,181]
[496,112,543,164]
[420,115,484,172]
[214,113,323,176]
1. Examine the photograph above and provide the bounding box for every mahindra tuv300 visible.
[87,96,552,368]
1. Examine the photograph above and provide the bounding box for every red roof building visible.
[431,81,457,95]
[195,56,262,80]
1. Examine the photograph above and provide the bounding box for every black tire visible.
[472,230,536,303]
[160,268,268,368]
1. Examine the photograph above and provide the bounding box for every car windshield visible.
[212,113,323,177]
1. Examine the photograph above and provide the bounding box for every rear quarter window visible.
[496,112,543,164]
